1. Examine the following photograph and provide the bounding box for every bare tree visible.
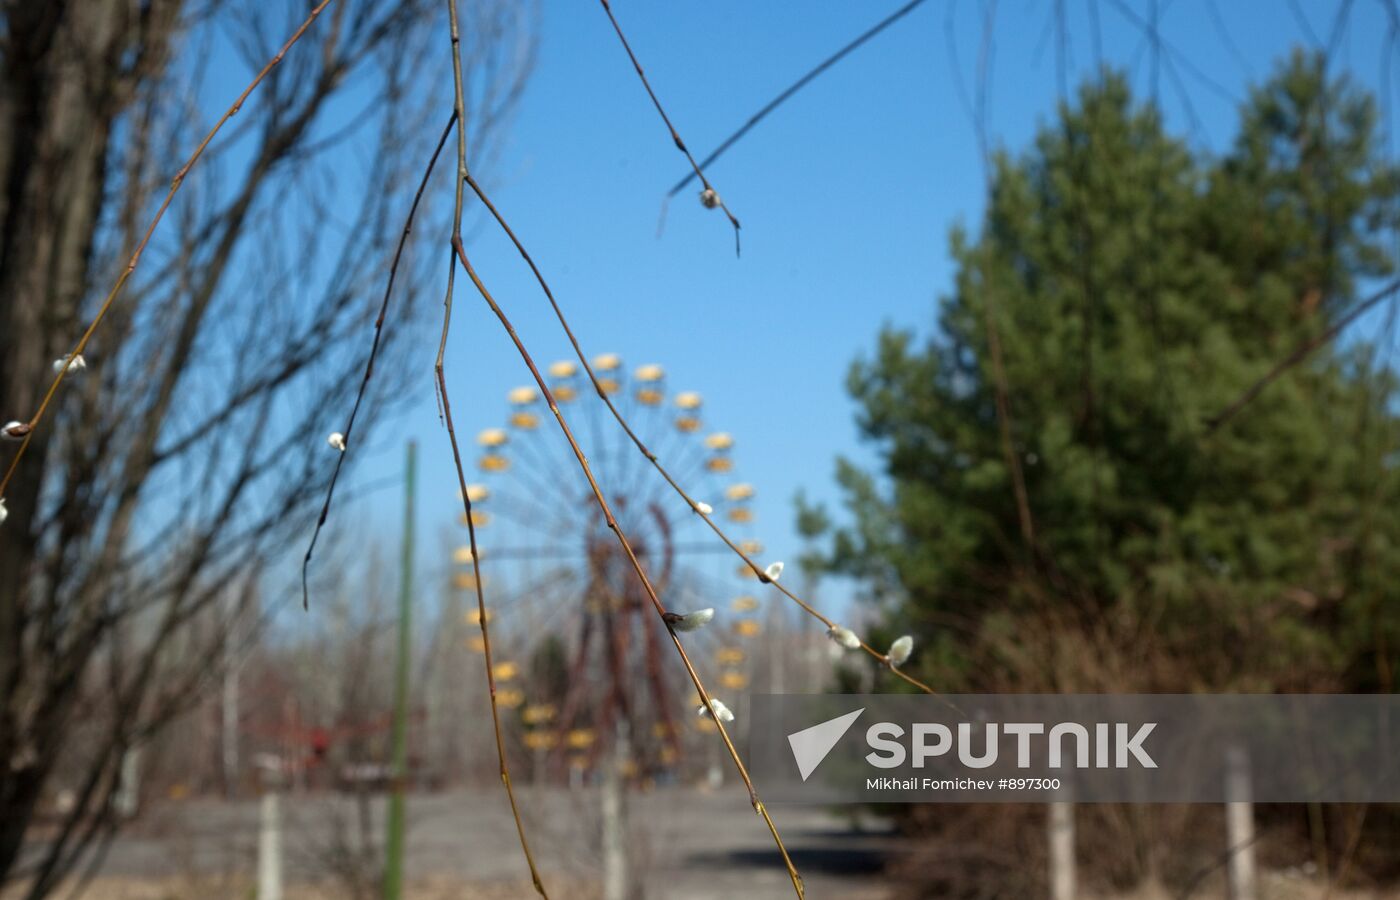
[0,0,533,893]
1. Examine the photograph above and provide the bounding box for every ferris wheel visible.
[454,354,768,780]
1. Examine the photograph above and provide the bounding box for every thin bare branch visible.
[438,0,548,893]
[1205,277,1400,432]
[666,0,931,199]
[596,0,742,255]
[302,111,458,610]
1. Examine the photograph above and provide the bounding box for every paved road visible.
[61,786,903,898]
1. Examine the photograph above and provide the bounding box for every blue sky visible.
[322,0,1400,622]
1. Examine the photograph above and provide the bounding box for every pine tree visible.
[809,54,1400,692]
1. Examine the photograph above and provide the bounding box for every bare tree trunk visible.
[0,2,181,876]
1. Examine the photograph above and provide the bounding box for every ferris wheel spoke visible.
[520,423,582,497]
[473,545,591,561]
[457,569,581,656]
[499,453,593,524]
[683,567,747,604]
[672,426,725,490]
[614,460,664,533]
[619,379,661,503]
[577,366,613,486]
[509,428,583,508]
[503,384,581,495]
[606,374,637,491]
[667,541,745,556]
[483,491,578,537]
[451,560,569,605]
[489,566,580,618]
[488,452,567,509]
[488,488,561,524]
[669,450,716,498]
[649,403,695,477]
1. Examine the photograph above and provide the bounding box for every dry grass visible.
[1087,872,1400,900]
[1,874,597,900]
[15,869,1400,900]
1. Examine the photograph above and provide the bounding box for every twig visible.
[450,234,804,899]
[1205,277,1400,432]
[301,111,457,610]
[439,1,548,894]
[1103,0,1238,105]
[985,280,1035,551]
[461,172,949,701]
[665,0,931,199]
[0,0,339,501]
[596,0,742,256]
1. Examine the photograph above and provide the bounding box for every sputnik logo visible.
[787,708,864,781]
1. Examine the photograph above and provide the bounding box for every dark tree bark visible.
[0,0,183,878]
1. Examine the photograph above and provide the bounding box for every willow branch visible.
[1205,277,1400,432]
[450,234,804,898]
[301,111,457,610]
[439,0,548,894]
[596,0,742,255]
[665,0,931,198]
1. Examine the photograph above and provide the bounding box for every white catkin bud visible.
[827,625,861,650]
[327,432,346,452]
[764,561,784,582]
[52,354,86,374]
[670,608,714,632]
[887,635,914,667]
[695,501,713,515]
[0,498,7,526]
[1,421,28,442]
[699,188,721,209]
[697,698,734,722]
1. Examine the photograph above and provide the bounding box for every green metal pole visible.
[384,440,415,900]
